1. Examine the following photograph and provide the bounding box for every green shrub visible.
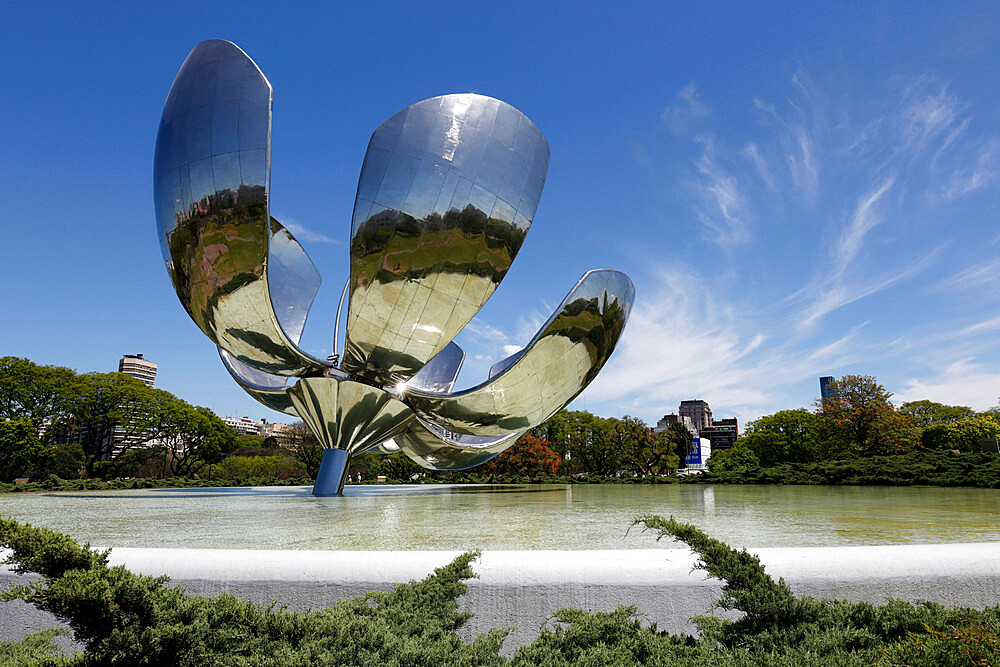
[2,515,998,665]
[215,455,304,481]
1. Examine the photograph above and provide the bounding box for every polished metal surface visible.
[156,40,633,494]
[154,39,328,377]
[393,417,522,470]
[287,378,415,476]
[342,95,549,386]
[405,341,465,394]
[403,269,634,438]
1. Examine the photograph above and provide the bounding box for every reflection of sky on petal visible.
[3,484,998,551]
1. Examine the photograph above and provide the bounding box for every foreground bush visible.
[0,516,997,665]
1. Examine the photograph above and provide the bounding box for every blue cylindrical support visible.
[313,448,351,496]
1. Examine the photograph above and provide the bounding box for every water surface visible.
[1,484,997,550]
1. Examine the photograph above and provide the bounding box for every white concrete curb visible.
[3,543,999,652]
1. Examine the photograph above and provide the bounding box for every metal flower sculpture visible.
[154,40,635,495]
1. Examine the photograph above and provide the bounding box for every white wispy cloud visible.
[284,221,342,245]
[833,175,895,277]
[693,149,751,246]
[933,137,1000,201]
[933,257,1000,293]
[896,359,1000,411]
[608,66,999,425]
[895,77,965,156]
[661,83,711,135]
[741,142,775,190]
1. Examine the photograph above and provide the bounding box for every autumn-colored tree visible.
[814,375,918,457]
[484,435,561,477]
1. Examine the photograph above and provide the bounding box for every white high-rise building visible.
[119,354,157,387]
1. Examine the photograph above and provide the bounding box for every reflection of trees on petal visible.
[154,41,634,492]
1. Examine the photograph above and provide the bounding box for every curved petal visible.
[266,217,322,348]
[403,269,635,437]
[218,348,296,416]
[154,39,328,376]
[287,377,415,455]
[343,94,549,385]
[393,417,523,470]
[404,341,465,394]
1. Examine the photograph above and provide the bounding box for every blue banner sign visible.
[686,438,702,466]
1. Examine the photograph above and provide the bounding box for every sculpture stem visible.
[313,449,351,496]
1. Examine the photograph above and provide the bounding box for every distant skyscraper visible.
[119,354,157,387]
[679,400,713,433]
[819,376,835,403]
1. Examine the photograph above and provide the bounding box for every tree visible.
[64,373,163,476]
[162,404,237,477]
[706,443,760,473]
[607,416,679,476]
[286,421,324,479]
[663,422,693,469]
[898,400,976,428]
[0,357,77,438]
[742,409,819,465]
[532,410,622,475]
[33,443,84,480]
[921,415,1000,452]
[814,375,918,457]
[484,435,561,477]
[0,418,50,482]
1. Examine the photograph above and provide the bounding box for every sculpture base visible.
[312,449,351,496]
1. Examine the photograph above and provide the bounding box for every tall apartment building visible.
[119,354,157,387]
[819,376,836,405]
[679,400,713,432]
[654,413,697,434]
[700,418,739,451]
[259,420,295,445]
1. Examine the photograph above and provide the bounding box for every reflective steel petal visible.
[403,270,635,437]
[404,341,465,394]
[286,377,415,455]
[393,417,523,470]
[154,39,328,376]
[342,94,549,385]
[218,348,296,416]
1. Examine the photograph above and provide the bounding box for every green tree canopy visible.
[706,442,760,473]
[0,418,50,482]
[607,416,679,476]
[921,415,1000,452]
[0,357,78,437]
[532,410,622,475]
[64,373,163,476]
[898,400,976,428]
[742,409,819,465]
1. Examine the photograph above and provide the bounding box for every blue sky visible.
[3,1,998,429]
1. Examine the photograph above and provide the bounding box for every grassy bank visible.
[0,515,997,665]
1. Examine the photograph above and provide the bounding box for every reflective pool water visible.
[1,484,997,550]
